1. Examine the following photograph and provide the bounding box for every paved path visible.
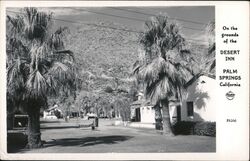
[15,119,216,153]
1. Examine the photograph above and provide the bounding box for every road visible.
[13,118,216,153]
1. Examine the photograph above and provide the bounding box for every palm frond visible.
[205,21,215,72]
[54,50,74,61]
[48,26,69,51]
[47,61,76,90]
[48,61,70,77]
[131,60,141,76]
[142,57,166,85]
[7,15,24,37]
[45,73,61,95]
[146,75,173,105]
[209,60,216,72]
[22,7,52,40]
[208,43,215,56]
[29,42,51,72]
[26,70,48,99]
[7,60,25,95]
[141,15,186,62]
[141,48,191,103]
[6,7,77,111]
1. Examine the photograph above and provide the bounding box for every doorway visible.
[135,108,141,122]
[177,105,181,122]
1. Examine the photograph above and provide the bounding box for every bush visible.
[54,109,62,118]
[194,122,216,137]
[105,86,113,93]
[173,121,216,137]
[7,132,28,152]
[173,121,195,135]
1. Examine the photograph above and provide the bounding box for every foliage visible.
[173,121,216,137]
[140,15,186,62]
[104,86,114,93]
[113,97,131,121]
[6,8,77,111]
[54,109,62,118]
[133,14,192,105]
[194,121,216,136]
[172,121,195,135]
[131,14,194,135]
[6,7,76,148]
[74,90,98,114]
[59,19,143,119]
[205,21,215,73]
[74,90,116,118]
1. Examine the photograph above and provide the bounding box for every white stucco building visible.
[181,75,216,122]
[130,75,216,124]
[130,94,179,124]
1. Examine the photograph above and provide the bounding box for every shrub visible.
[194,122,216,137]
[173,121,216,137]
[113,97,131,122]
[7,132,28,152]
[105,86,114,93]
[173,121,195,135]
[54,109,62,119]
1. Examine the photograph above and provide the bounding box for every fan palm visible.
[206,21,215,72]
[133,14,191,135]
[6,8,76,148]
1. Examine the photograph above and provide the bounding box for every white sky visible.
[7,6,215,45]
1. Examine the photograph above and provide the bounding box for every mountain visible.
[65,21,140,92]
[64,20,212,94]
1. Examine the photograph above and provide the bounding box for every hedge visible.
[173,121,216,137]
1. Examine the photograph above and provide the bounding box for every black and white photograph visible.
[5,6,216,153]
[1,1,249,160]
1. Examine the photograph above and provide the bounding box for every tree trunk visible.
[161,99,175,136]
[95,105,99,127]
[154,103,163,130]
[26,107,43,148]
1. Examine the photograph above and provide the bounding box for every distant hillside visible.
[65,21,140,91]
[66,22,139,75]
[64,21,212,92]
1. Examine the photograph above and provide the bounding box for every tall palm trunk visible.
[154,103,162,130]
[161,99,174,136]
[26,105,42,148]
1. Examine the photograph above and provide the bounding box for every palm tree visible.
[205,21,215,73]
[6,8,76,148]
[133,14,191,135]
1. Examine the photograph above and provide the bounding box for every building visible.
[181,75,216,122]
[130,75,216,124]
[130,93,179,124]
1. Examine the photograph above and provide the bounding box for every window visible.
[187,101,194,117]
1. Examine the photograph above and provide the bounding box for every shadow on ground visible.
[44,135,133,148]
[40,120,62,124]
[40,125,81,130]
[8,135,133,153]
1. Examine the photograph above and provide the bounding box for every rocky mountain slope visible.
[65,21,140,92]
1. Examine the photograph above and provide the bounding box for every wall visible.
[140,106,155,123]
[140,105,177,123]
[169,104,178,123]
[181,76,216,122]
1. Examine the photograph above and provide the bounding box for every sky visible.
[7,6,215,45]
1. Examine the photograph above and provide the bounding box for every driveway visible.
[11,119,216,153]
